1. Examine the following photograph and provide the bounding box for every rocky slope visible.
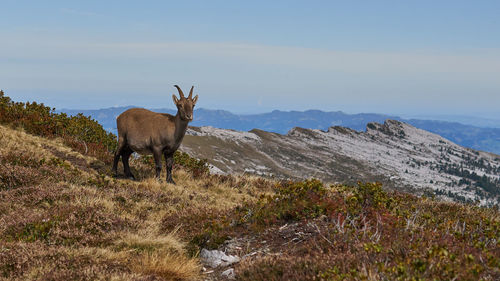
[181,120,500,205]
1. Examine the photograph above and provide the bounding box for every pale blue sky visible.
[1,0,499,117]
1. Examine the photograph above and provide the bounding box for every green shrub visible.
[232,180,394,229]
[235,179,336,227]
[344,182,395,215]
[0,90,116,162]
[19,220,57,242]
[174,151,209,178]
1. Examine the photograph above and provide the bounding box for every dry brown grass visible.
[0,124,273,280]
[131,252,200,280]
[0,124,94,167]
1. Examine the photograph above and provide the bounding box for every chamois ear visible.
[172,94,179,105]
[192,95,198,105]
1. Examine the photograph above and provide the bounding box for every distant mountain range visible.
[400,114,500,129]
[60,107,500,154]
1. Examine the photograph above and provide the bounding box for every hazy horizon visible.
[56,103,500,128]
[6,89,500,120]
[2,1,500,119]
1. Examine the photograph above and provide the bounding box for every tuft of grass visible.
[131,252,200,281]
[112,230,201,280]
[114,230,186,255]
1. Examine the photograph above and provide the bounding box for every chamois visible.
[112,85,198,184]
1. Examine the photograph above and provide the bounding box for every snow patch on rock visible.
[187,126,261,143]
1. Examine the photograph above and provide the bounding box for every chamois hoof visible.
[166,179,176,185]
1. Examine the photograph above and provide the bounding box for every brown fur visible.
[112,85,198,183]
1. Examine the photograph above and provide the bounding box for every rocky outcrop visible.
[182,120,500,205]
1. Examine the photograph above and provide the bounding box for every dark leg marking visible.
[122,147,135,180]
[153,148,163,179]
[164,152,175,184]
[112,137,126,176]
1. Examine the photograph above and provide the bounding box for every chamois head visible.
[172,85,198,121]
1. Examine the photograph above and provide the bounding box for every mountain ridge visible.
[181,119,500,206]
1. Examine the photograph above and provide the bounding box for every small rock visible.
[244,251,258,258]
[221,268,235,279]
[200,249,240,268]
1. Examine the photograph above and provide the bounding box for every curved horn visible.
[174,85,185,98]
[188,86,194,99]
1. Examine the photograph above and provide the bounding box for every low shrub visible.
[0,90,116,162]
[248,179,329,224]
[234,180,393,228]
[174,151,209,178]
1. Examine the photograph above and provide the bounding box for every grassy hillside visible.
[0,123,272,280]
[1,92,499,280]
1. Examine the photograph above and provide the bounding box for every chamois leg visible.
[122,148,135,180]
[112,154,120,177]
[153,148,163,180]
[112,137,126,176]
[164,152,175,184]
